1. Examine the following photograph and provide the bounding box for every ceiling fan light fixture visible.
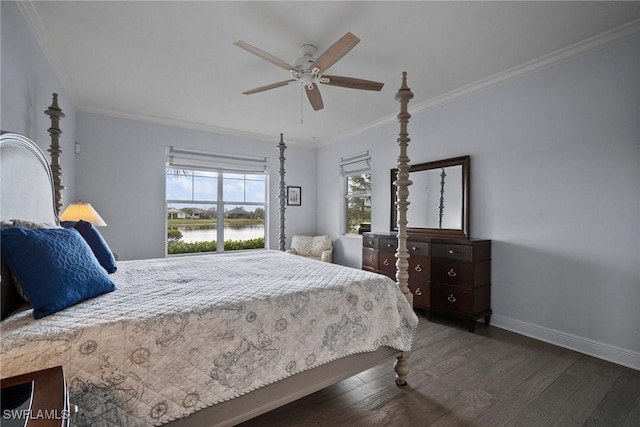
[300,73,315,86]
[234,32,383,112]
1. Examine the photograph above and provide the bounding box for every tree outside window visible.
[345,173,371,235]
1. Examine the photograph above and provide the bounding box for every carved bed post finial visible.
[394,72,414,388]
[278,133,287,251]
[45,93,66,216]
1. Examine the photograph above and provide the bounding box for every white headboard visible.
[0,133,59,226]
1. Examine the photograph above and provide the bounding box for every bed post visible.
[44,93,65,216]
[394,72,414,387]
[278,133,287,251]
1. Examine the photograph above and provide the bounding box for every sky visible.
[166,170,266,208]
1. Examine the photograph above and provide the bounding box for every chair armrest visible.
[320,249,333,263]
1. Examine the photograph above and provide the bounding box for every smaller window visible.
[345,173,371,235]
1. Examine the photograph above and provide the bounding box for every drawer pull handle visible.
[411,246,417,251]
[415,264,423,272]
[448,249,455,254]
[448,269,457,277]
[447,294,457,303]
[387,243,392,248]
[415,288,423,296]
[369,256,374,262]
[369,241,374,245]
[383,259,390,266]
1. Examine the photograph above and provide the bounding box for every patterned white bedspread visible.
[1,250,418,426]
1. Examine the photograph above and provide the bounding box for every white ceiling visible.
[21,1,640,146]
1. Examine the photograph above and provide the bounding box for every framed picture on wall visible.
[287,186,301,206]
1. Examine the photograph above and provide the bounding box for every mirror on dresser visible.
[390,155,470,239]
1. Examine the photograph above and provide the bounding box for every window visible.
[345,173,371,235]
[341,151,371,235]
[166,147,267,254]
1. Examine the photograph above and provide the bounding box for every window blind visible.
[339,150,371,175]
[167,146,268,173]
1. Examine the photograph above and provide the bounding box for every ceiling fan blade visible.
[234,40,296,72]
[305,83,324,111]
[242,79,296,95]
[321,75,384,91]
[310,32,360,74]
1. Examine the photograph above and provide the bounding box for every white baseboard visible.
[490,314,640,371]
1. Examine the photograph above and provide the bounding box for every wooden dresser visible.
[362,232,491,332]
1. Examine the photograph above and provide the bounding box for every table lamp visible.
[60,200,107,226]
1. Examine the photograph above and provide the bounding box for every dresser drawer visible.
[432,259,490,287]
[408,282,430,310]
[363,236,379,249]
[431,241,491,262]
[432,284,491,315]
[378,253,396,278]
[382,256,430,283]
[408,257,429,311]
[431,259,474,287]
[431,243,473,261]
[408,256,430,283]
[432,284,473,314]
[408,241,429,257]
[362,247,378,270]
[379,237,397,254]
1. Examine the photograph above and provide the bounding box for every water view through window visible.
[166,169,266,254]
[176,223,264,243]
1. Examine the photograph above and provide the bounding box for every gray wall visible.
[1,1,76,210]
[317,37,640,368]
[75,112,318,260]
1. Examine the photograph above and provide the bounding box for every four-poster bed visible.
[0,74,417,426]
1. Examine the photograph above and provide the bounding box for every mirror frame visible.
[390,155,470,239]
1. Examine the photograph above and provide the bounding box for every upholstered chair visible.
[286,235,333,263]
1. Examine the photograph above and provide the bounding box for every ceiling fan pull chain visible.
[300,84,304,124]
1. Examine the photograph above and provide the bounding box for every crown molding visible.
[320,18,640,147]
[76,105,315,148]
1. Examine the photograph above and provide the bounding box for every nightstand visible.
[1,366,71,426]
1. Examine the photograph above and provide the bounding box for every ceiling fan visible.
[233,32,384,111]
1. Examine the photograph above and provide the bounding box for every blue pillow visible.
[0,227,116,319]
[61,220,117,273]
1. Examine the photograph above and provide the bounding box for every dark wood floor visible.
[239,311,640,427]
